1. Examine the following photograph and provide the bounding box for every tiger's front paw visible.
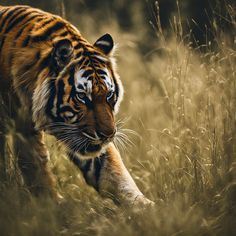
[133,195,155,207]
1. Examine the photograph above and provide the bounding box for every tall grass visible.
[0,1,236,236]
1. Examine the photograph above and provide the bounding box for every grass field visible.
[0,1,236,236]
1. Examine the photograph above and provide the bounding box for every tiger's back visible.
[0,5,87,93]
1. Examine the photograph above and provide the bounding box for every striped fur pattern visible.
[0,5,152,205]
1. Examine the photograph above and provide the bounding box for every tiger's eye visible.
[76,92,86,100]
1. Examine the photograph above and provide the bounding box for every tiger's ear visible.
[94,33,114,55]
[53,39,73,68]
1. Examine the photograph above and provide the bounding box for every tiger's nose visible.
[97,129,116,141]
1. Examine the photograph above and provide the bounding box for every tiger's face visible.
[33,34,123,159]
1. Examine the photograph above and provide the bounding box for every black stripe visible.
[38,18,54,28]
[82,59,90,67]
[1,7,26,32]
[92,57,106,66]
[5,11,32,34]
[113,76,120,103]
[67,67,77,103]
[68,67,75,86]
[58,30,68,37]
[68,158,93,186]
[83,50,91,57]
[77,84,84,90]
[0,7,29,53]
[69,157,93,179]
[46,79,56,119]
[94,154,106,191]
[85,97,93,109]
[82,69,93,78]
[57,79,65,117]
[36,51,41,60]
[75,53,84,62]
[15,15,43,40]
[70,35,78,40]
[74,43,81,50]
[67,154,103,191]
[32,21,65,43]
[0,36,5,53]
[15,26,26,39]
[6,8,27,26]
[81,159,92,177]
[22,35,30,47]
[0,7,27,52]
[97,69,107,75]
[0,8,8,20]
[13,14,41,40]
[0,8,16,30]
[59,105,76,114]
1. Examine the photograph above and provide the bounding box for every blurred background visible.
[0,0,236,235]
[1,0,235,49]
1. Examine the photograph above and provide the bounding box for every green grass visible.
[0,2,236,236]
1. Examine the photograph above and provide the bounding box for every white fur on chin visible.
[72,144,108,160]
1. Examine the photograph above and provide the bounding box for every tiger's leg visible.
[13,126,58,199]
[70,143,152,206]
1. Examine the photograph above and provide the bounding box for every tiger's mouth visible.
[77,133,113,157]
[45,124,114,158]
[65,137,105,156]
[56,135,107,158]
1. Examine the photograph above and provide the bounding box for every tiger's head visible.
[32,34,123,159]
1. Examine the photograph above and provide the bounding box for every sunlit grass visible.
[0,1,236,236]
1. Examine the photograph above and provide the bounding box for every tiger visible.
[0,5,152,206]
